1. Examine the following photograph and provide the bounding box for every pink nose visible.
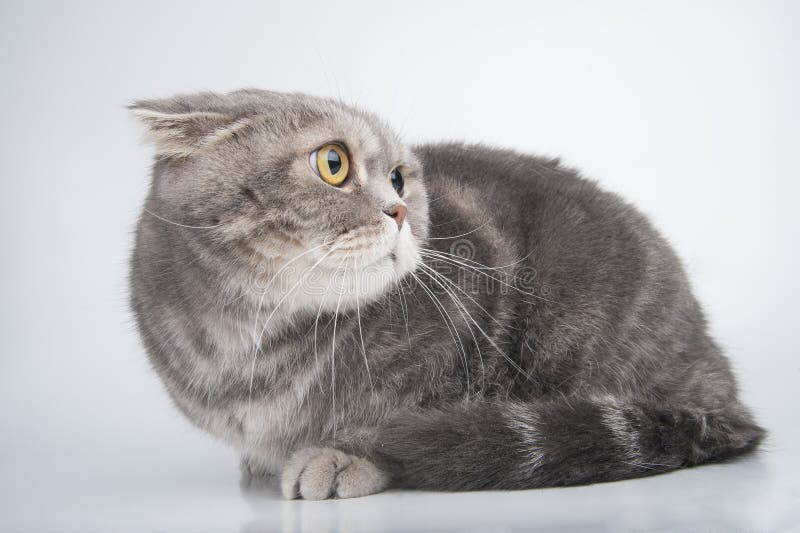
[383,203,408,230]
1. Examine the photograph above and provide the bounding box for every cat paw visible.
[281,447,388,500]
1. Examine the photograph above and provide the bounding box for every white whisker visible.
[424,247,535,272]
[417,262,486,389]
[397,278,413,356]
[353,256,374,391]
[330,254,350,444]
[418,262,532,381]
[409,271,471,391]
[419,249,554,304]
[142,207,224,229]
[420,255,515,334]
[426,219,491,240]
[246,244,339,416]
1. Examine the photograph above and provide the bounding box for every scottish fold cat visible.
[129,89,763,499]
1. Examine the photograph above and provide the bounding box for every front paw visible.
[281,447,388,500]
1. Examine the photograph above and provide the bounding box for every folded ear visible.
[129,98,249,157]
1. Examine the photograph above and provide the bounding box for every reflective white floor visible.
[1,454,797,533]
[0,390,797,533]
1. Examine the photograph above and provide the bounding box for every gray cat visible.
[129,89,763,500]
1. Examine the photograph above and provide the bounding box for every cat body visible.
[130,90,763,499]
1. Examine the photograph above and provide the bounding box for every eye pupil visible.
[326,149,342,175]
[391,169,404,194]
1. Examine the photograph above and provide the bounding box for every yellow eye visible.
[310,144,349,186]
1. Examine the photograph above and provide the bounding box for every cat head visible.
[131,89,428,313]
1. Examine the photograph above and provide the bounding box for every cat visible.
[129,89,764,500]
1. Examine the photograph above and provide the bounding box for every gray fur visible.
[129,89,763,499]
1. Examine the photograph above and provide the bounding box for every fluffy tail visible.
[373,396,764,490]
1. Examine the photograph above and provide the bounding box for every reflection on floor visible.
[1,445,796,532]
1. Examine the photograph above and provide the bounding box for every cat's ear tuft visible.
[128,99,249,157]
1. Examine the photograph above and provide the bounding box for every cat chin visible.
[296,221,420,313]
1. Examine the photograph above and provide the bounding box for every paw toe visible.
[334,456,388,499]
[281,447,323,499]
[299,451,351,500]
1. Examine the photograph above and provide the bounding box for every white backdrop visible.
[1,1,797,531]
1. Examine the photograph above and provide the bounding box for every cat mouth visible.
[326,241,399,269]
[326,224,399,266]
